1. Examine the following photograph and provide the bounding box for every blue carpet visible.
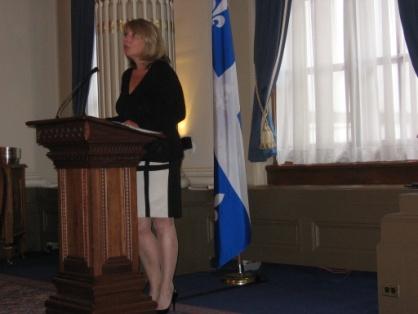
[1,254,378,314]
[174,264,378,314]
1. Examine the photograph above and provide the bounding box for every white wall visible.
[174,0,214,187]
[0,1,60,186]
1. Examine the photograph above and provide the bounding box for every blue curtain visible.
[248,0,292,162]
[398,0,418,76]
[71,0,95,116]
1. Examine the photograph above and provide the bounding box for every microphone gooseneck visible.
[55,67,99,118]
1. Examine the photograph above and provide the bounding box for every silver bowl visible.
[0,146,21,165]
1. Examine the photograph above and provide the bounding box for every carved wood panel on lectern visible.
[58,167,139,277]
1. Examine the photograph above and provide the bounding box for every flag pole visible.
[223,254,257,286]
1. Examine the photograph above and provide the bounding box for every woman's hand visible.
[123,120,139,128]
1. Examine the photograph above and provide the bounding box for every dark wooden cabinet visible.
[0,164,26,262]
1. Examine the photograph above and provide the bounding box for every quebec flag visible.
[212,0,251,268]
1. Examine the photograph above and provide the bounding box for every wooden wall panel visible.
[244,185,406,271]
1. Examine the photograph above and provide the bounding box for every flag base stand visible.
[223,271,257,286]
[222,255,257,286]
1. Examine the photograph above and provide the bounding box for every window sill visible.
[266,160,418,185]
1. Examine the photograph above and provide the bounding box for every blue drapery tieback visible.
[248,0,292,162]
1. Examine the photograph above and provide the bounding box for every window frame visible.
[268,0,418,185]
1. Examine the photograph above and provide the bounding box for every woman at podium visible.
[110,18,185,313]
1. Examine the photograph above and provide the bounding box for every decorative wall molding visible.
[26,171,57,188]
[245,185,404,271]
[312,221,380,252]
[182,166,213,188]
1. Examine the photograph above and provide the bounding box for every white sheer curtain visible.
[276,0,418,164]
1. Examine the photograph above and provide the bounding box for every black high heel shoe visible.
[156,290,178,313]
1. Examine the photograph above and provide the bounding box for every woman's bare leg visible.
[137,217,162,301]
[153,217,178,310]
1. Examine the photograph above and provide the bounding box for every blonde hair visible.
[124,18,165,66]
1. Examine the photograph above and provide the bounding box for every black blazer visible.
[112,59,186,161]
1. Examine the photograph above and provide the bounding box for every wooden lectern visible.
[26,116,159,313]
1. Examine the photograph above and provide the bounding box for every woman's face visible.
[123,28,145,60]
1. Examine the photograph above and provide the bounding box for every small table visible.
[0,164,26,263]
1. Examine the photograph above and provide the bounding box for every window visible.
[275,0,418,165]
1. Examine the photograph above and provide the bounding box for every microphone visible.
[55,67,99,118]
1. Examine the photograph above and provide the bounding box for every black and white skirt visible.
[136,160,182,218]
